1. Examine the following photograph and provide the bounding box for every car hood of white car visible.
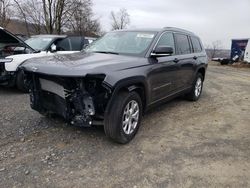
[5,51,79,72]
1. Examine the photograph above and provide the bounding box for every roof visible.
[231,38,250,41]
[31,34,67,38]
[113,27,196,36]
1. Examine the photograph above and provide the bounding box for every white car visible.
[0,27,89,91]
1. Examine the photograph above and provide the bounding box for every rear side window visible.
[156,32,175,54]
[174,34,191,55]
[191,36,202,53]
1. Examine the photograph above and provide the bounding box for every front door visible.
[148,32,179,103]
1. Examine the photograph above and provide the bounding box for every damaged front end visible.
[26,73,111,127]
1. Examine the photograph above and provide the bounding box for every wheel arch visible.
[104,76,149,115]
[196,66,206,81]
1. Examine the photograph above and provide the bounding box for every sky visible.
[92,0,250,49]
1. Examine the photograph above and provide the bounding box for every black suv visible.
[21,27,208,144]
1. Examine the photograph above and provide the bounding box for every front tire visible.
[16,70,29,93]
[104,91,143,144]
[186,73,204,101]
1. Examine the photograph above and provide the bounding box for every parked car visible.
[25,35,88,52]
[0,28,88,91]
[21,27,208,144]
[0,27,34,87]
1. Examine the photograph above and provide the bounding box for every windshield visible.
[85,31,157,56]
[25,37,54,51]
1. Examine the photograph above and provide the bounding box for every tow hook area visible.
[68,88,95,127]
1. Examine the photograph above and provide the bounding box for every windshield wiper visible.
[93,51,119,55]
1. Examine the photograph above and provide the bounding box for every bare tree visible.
[41,0,76,34]
[67,0,101,36]
[110,8,130,30]
[13,0,101,36]
[14,0,76,34]
[0,0,11,27]
[206,40,223,59]
[14,0,44,35]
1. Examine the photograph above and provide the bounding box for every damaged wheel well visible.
[107,82,147,114]
[127,84,146,113]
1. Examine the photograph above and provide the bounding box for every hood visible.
[0,28,20,44]
[20,52,145,76]
[0,27,35,58]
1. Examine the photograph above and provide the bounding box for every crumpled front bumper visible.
[29,74,96,127]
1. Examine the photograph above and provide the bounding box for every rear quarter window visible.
[174,34,191,55]
[191,36,202,53]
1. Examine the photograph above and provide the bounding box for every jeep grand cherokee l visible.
[21,27,208,144]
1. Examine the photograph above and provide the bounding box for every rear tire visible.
[104,91,142,144]
[186,73,204,101]
[16,70,29,93]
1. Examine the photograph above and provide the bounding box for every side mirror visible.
[50,44,57,52]
[151,46,174,57]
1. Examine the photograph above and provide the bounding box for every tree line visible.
[1,0,101,36]
[0,0,131,36]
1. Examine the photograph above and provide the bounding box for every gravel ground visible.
[0,64,250,188]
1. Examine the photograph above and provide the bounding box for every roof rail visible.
[163,27,195,35]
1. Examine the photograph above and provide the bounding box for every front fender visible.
[104,75,149,115]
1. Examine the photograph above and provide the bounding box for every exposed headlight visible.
[0,58,13,63]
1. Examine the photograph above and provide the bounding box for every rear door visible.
[174,33,195,90]
[190,36,204,84]
[149,32,179,102]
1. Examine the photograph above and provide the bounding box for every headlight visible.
[0,58,13,63]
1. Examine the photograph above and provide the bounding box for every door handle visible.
[173,58,179,63]
[193,56,198,60]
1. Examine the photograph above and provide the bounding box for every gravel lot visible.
[0,63,250,188]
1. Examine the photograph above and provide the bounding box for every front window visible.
[85,31,157,56]
[156,32,175,54]
[25,37,54,51]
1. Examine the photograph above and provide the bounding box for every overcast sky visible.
[93,0,250,49]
